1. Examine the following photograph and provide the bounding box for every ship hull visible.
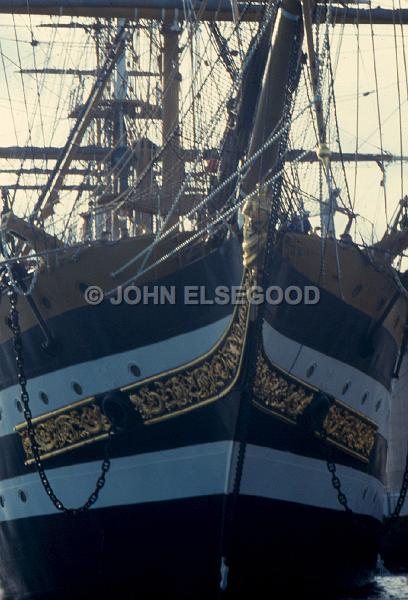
[382,356,408,570]
[381,516,408,571]
[0,387,384,597]
[0,452,380,599]
[0,232,395,597]
[0,504,380,599]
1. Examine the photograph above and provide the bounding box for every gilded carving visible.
[16,293,376,466]
[16,399,111,465]
[242,184,269,275]
[323,404,377,461]
[16,275,250,461]
[253,351,377,462]
[127,290,249,423]
[254,352,314,419]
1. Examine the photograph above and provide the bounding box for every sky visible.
[327,1,408,244]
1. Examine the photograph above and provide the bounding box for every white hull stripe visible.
[387,355,408,496]
[241,445,384,520]
[0,315,232,438]
[262,321,390,438]
[0,443,384,523]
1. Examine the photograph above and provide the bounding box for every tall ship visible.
[0,0,407,597]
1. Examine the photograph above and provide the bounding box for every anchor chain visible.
[319,426,352,513]
[301,396,352,513]
[320,404,408,529]
[8,280,112,516]
[326,456,352,513]
[387,446,408,527]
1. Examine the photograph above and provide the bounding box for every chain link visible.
[319,426,352,513]
[326,461,352,512]
[388,449,408,527]
[321,405,408,522]
[8,280,111,516]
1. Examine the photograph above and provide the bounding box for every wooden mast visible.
[112,17,129,239]
[0,0,263,21]
[302,0,335,236]
[242,0,303,195]
[241,0,303,275]
[161,12,183,228]
[302,0,325,145]
[0,1,406,24]
[0,146,404,164]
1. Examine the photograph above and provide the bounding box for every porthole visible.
[41,297,51,309]
[306,363,317,378]
[352,284,363,298]
[342,381,351,395]
[373,492,377,504]
[71,382,83,396]
[0,496,5,508]
[15,399,23,413]
[361,392,369,405]
[39,391,49,405]
[375,399,382,413]
[376,298,386,311]
[362,488,368,499]
[18,490,27,503]
[128,363,141,378]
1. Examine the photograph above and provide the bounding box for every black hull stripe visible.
[0,236,243,392]
[382,517,408,570]
[1,392,386,483]
[265,251,398,389]
[0,495,379,598]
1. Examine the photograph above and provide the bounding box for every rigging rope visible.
[368,0,389,225]
[89,4,270,223]
[107,116,314,295]
[109,3,279,278]
[392,0,404,201]
[108,97,313,282]
[353,15,360,211]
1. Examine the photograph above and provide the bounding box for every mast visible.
[161,12,183,227]
[242,0,303,195]
[0,147,404,164]
[0,0,406,24]
[0,0,263,21]
[93,20,103,239]
[18,68,157,76]
[134,139,155,233]
[302,0,325,145]
[209,13,276,216]
[242,0,303,275]
[112,17,129,238]
[114,17,128,193]
[302,0,334,237]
